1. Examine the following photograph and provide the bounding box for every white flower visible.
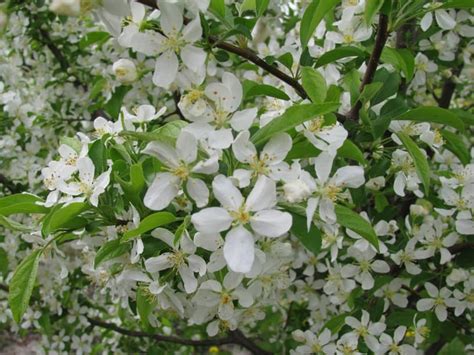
[49,0,80,16]
[341,247,390,290]
[191,175,292,273]
[416,282,456,322]
[58,157,111,207]
[420,7,456,32]
[378,326,416,355]
[345,310,386,352]
[391,239,428,275]
[306,151,365,226]
[292,328,336,354]
[417,218,458,264]
[143,130,218,210]
[144,228,206,294]
[112,59,138,84]
[123,105,167,124]
[130,2,206,88]
[298,117,348,155]
[391,149,423,198]
[232,130,292,182]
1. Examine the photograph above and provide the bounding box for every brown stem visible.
[87,317,270,354]
[348,14,389,121]
[438,64,463,109]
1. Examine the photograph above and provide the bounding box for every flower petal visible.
[144,173,180,210]
[250,210,292,237]
[191,207,233,233]
[223,226,255,273]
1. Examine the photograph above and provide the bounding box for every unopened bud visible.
[49,0,81,16]
[113,59,138,84]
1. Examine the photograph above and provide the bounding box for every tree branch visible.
[438,64,463,109]
[347,14,389,121]
[87,317,271,354]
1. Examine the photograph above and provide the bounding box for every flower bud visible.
[283,180,311,203]
[365,176,385,191]
[409,204,428,216]
[113,59,138,84]
[49,0,81,16]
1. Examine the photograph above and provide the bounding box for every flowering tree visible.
[0,0,473,353]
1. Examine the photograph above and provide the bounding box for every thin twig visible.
[348,14,389,121]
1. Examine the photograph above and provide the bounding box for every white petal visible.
[212,175,244,210]
[182,16,202,43]
[333,166,365,188]
[306,197,319,231]
[232,131,256,164]
[178,265,197,293]
[153,51,179,89]
[435,9,456,30]
[230,108,257,131]
[221,72,242,112]
[250,210,292,238]
[223,227,255,273]
[420,12,433,31]
[186,178,209,207]
[261,133,292,164]
[435,305,448,321]
[314,151,334,183]
[145,253,173,272]
[143,141,179,167]
[191,207,233,233]
[181,45,206,73]
[207,128,234,149]
[194,232,223,251]
[176,130,197,163]
[159,1,183,35]
[246,175,277,212]
[130,31,165,56]
[416,298,435,311]
[144,173,180,210]
[425,282,438,298]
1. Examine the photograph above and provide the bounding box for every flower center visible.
[434,297,445,306]
[169,250,186,268]
[307,117,325,133]
[220,293,232,305]
[172,163,189,180]
[323,184,341,201]
[230,206,251,224]
[163,33,185,53]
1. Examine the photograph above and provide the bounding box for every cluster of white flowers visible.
[0,0,473,353]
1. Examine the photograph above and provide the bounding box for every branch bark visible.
[87,317,271,354]
[438,64,463,109]
[347,14,389,121]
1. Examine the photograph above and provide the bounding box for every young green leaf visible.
[251,102,340,145]
[364,0,384,24]
[335,204,379,250]
[315,46,366,68]
[8,249,42,323]
[42,202,90,236]
[94,239,130,267]
[300,0,340,48]
[0,215,34,232]
[245,82,290,100]
[397,132,431,196]
[441,130,470,165]
[394,107,465,131]
[290,213,322,255]
[301,66,327,103]
[0,193,48,216]
[122,212,177,242]
[137,287,156,327]
[338,140,367,166]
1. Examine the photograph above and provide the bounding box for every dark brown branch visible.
[87,317,271,354]
[438,64,463,109]
[348,14,389,121]
[448,242,474,254]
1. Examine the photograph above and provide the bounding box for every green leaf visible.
[209,0,225,18]
[137,287,156,327]
[0,248,8,277]
[94,239,130,267]
[439,338,466,355]
[394,107,465,131]
[287,140,321,160]
[251,102,340,145]
[372,69,400,105]
[381,47,414,81]
[301,67,327,103]
[8,249,42,323]
[371,97,408,139]
[245,82,290,100]
[364,0,384,24]
[117,163,146,212]
[335,204,379,250]
[290,214,322,255]
[300,0,340,48]
[89,139,107,174]
[239,0,255,15]
[441,0,474,9]
[316,46,366,68]
[359,82,383,104]
[441,130,470,165]
[0,193,48,216]
[122,212,176,242]
[323,313,350,333]
[256,0,270,17]
[104,85,131,118]
[0,215,34,232]
[338,140,367,166]
[397,132,431,196]
[79,31,110,49]
[42,202,90,236]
